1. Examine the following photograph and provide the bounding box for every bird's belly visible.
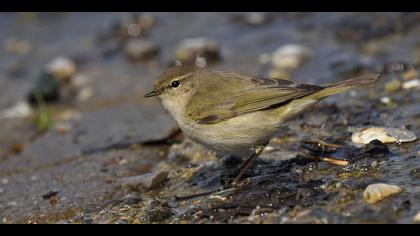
[179,111,282,157]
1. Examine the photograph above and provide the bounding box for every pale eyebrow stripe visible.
[173,72,193,81]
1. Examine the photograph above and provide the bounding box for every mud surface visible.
[0,12,419,224]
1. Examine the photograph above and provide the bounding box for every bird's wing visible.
[186,71,323,124]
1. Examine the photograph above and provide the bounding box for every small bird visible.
[145,65,379,185]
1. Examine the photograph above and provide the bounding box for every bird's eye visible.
[171,80,180,88]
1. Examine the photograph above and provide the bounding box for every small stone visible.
[195,55,207,68]
[0,101,32,119]
[27,72,61,104]
[0,188,4,194]
[402,69,418,81]
[244,12,267,26]
[174,37,221,64]
[77,87,93,101]
[4,38,31,55]
[413,212,420,223]
[127,23,142,37]
[402,79,420,90]
[370,160,379,168]
[384,79,401,93]
[142,199,173,223]
[351,127,417,145]
[383,61,409,74]
[363,183,402,204]
[380,96,392,105]
[118,171,168,190]
[137,14,155,32]
[271,44,312,70]
[42,190,59,200]
[124,39,159,61]
[46,57,77,84]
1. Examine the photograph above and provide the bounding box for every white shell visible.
[351,127,417,144]
[363,183,402,204]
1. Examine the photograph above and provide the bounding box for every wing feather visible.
[186,71,323,124]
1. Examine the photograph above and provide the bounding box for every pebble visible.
[351,127,417,145]
[384,79,401,93]
[244,12,267,26]
[77,87,93,101]
[124,39,159,61]
[413,212,420,223]
[402,69,418,81]
[0,188,3,194]
[118,171,168,190]
[370,160,379,168]
[383,61,409,74]
[174,37,221,64]
[127,23,142,37]
[137,14,155,32]
[4,38,31,55]
[271,44,311,70]
[402,79,420,90]
[27,72,61,104]
[0,101,32,119]
[363,183,402,204]
[379,96,392,105]
[46,57,77,84]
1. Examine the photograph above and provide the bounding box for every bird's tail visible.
[308,74,380,100]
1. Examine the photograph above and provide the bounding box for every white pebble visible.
[402,79,420,90]
[124,39,159,60]
[351,127,417,144]
[363,183,402,204]
[174,37,220,62]
[195,55,207,68]
[271,44,312,70]
[127,23,142,37]
[46,57,76,82]
[380,96,391,105]
[413,212,420,223]
[0,101,32,119]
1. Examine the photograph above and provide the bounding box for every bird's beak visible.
[144,88,161,98]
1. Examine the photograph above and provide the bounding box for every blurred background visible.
[0,12,419,224]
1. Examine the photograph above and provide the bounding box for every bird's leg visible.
[231,144,266,186]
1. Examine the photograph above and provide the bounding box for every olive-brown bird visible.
[145,65,379,185]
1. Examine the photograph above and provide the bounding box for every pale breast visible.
[178,110,282,157]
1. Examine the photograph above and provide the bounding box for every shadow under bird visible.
[145,65,379,186]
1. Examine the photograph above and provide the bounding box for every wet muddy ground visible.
[0,12,419,224]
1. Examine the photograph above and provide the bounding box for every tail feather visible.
[308,74,380,100]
